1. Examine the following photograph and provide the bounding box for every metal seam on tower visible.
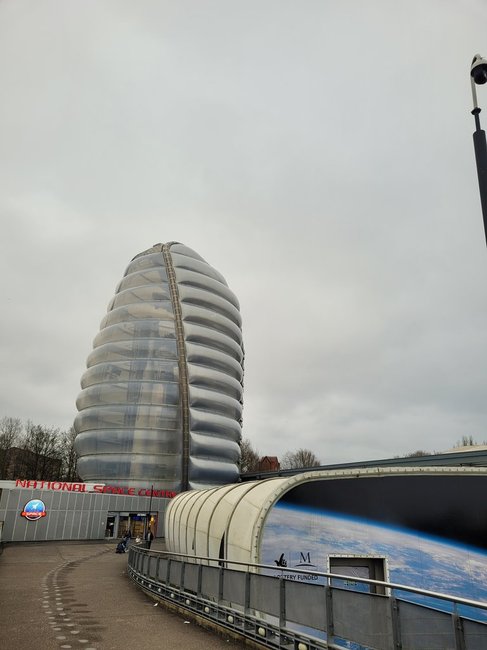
[162,243,190,491]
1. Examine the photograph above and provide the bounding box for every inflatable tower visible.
[74,242,244,492]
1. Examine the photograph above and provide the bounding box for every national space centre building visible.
[3,240,487,624]
[0,242,245,542]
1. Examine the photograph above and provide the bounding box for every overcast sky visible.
[1,0,487,465]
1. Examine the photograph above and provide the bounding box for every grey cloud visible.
[1,1,487,466]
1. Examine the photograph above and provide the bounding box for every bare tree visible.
[59,426,79,481]
[281,448,321,470]
[403,450,431,457]
[453,435,487,447]
[20,421,63,480]
[239,438,260,473]
[0,417,23,479]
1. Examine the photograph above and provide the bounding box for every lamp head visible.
[471,54,487,85]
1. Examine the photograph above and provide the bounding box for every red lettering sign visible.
[13,479,177,498]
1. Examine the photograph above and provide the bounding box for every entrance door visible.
[105,515,116,538]
[130,514,145,540]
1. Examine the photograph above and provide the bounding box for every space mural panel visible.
[260,474,487,612]
[74,242,244,492]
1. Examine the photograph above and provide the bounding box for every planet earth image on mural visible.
[260,503,487,623]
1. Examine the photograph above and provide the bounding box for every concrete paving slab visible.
[0,541,251,650]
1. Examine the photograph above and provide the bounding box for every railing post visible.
[279,577,286,631]
[197,563,202,599]
[181,560,186,591]
[218,565,224,603]
[390,595,402,649]
[453,606,466,650]
[325,585,334,644]
[244,570,251,616]
[166,557,171,585]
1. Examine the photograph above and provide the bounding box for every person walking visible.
[146,527,154,549]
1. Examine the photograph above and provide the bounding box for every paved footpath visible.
[0,541,249,650]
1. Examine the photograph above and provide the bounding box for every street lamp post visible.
[142,484,154,544]
[470,54,487,246]
[148,484,153,520]
[145,484,153,545]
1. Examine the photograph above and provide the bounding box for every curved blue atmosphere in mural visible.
[74,242,244,492]
[260,504,487,605]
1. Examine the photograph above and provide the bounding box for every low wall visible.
[127,546,487,650]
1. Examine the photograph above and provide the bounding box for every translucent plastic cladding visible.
[74,242,244,492]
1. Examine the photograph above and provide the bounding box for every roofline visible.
[241,449,487,481]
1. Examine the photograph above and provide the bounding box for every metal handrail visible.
[133,546,487,613]
[129,545,487,650]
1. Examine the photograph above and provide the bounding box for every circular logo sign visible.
[21,499,47,521]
